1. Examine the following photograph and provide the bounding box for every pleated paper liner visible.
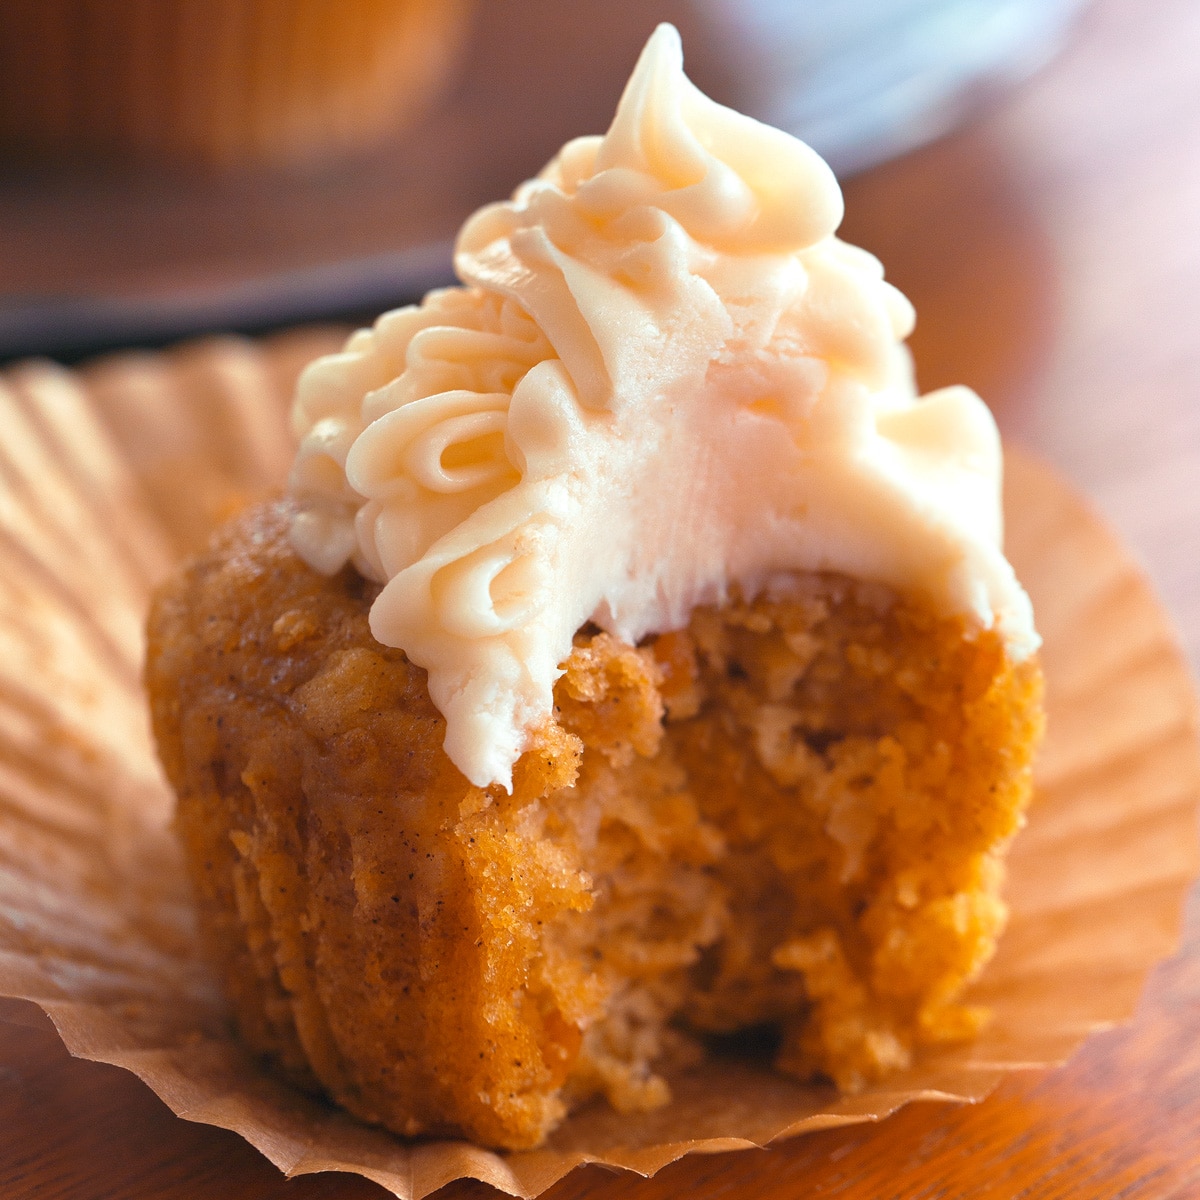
[0,332,1197,1200]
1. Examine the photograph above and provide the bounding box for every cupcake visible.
[0,0,473,168]
[146,25,1043,1151]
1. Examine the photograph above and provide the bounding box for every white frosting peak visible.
[582,24,842,252]
[288,24,1038,790]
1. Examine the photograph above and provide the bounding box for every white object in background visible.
[694,0,1088,175]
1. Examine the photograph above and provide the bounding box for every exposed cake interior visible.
[147,501,1042,1150]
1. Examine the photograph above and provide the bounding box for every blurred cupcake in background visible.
[0,0,474,170]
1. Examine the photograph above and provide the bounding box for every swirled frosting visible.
[288,24,1038,790]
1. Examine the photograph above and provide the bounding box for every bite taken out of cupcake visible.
[146,24,1043,1151]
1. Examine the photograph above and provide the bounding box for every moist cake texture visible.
[147,501,1043,1149]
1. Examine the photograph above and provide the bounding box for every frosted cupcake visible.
[147,25,1043,1150]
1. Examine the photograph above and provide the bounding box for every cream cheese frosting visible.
[288,23,1039,791]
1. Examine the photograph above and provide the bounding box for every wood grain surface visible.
[3,0,1200,1196]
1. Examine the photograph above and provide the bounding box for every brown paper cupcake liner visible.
[0,331,1197,1199]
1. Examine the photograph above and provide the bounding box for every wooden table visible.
[3,0,1200,1195]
